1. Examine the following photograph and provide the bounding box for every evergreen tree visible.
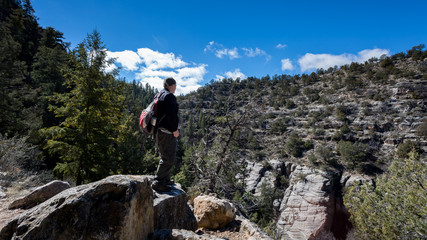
[344,151,426,239]
[0,21,26,135]
[0,0,40,136]
[40,30,124,185]
[31,27,69,129]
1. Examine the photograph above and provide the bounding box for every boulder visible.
[8,180,70,210]
[153,184,197,231]
[193,195,236,230]
[341,173,374,189]
[277,165,336,240]
[0,175,154,240]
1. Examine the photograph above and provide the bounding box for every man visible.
[152,77,179,192]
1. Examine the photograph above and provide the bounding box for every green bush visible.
[344,151,426,239]
[336,141,367,170]
[396,140,423,159]
[270,120,287,134]
[285,133,305,158]
[416,119,427,137]
[316,146,336,165]
[285,99,296,109]
[0,135,43,172]
[0,135,47,187]
[335,104,349,121]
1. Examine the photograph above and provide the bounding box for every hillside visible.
[172,52,426,238]
[178,53,426,173]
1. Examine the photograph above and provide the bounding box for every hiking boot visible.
[165,179,175,186]
[152,183,171,192]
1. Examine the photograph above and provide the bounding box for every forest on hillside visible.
[1,1,426,238]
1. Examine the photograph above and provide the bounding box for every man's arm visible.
[164,94,179,132]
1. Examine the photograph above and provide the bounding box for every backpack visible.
[139,91,169,134]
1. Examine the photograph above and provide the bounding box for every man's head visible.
[164,77,177,94]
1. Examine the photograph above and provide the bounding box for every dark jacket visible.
[156,88,179,132]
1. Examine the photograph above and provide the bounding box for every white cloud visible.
[215,74,225,81]
[215,69,246,81]
[135,64,207,95]
[215,47,240,59]
[298,48,390,72]
[242,47,271,61]
[137,48,187,70]
[281,58,294,71]
[205,41,241,60]
[204,41,217,52]
[225,68,247,80]
[107,50,142,71]
[108,48,207,95]
[357,48,390,62]
[243,47,263,57]
[276,43,287,49]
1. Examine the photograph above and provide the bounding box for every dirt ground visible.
[0,190,26,230]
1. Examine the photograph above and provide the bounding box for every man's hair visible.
[164,77,176,88]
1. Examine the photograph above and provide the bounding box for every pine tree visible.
[344,151,426,239]
[31,27,69,128]
[0,0,40,136]
[0,22,27,135]
[40,30,124,185]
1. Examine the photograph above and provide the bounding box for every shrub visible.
[396,140,423,159]
[0,135,43,172]
[344,151,426,239]
[336,141,367,170]
[335,104,349,121]
[0,135,46,187]
[316,145,336,165]
[285,99,296,109]
[285,133,305,158]
[416,119,427,137]
[304,140,314,150]
[270,120,287,134]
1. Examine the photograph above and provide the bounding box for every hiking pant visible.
[154,130,177,184]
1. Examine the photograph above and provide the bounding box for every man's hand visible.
[173,130,179,138]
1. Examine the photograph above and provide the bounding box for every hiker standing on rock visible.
[152,77,179,192]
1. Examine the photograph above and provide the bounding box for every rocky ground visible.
[0,176,265,240]
[0,189,26,230]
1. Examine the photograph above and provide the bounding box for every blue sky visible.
[32,0,427,95]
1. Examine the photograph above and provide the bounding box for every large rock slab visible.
[277,165,336,240]
[193,195,236,230]
[8,180,70,210]
[153,184,197,231]
[0,175,154,240]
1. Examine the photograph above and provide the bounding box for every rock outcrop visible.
[0,175,154,240]
[2,175,264,240]
[8,180,70,210]
[276,164,348,240]
[193,195,236,230]
[154,185,198,231]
